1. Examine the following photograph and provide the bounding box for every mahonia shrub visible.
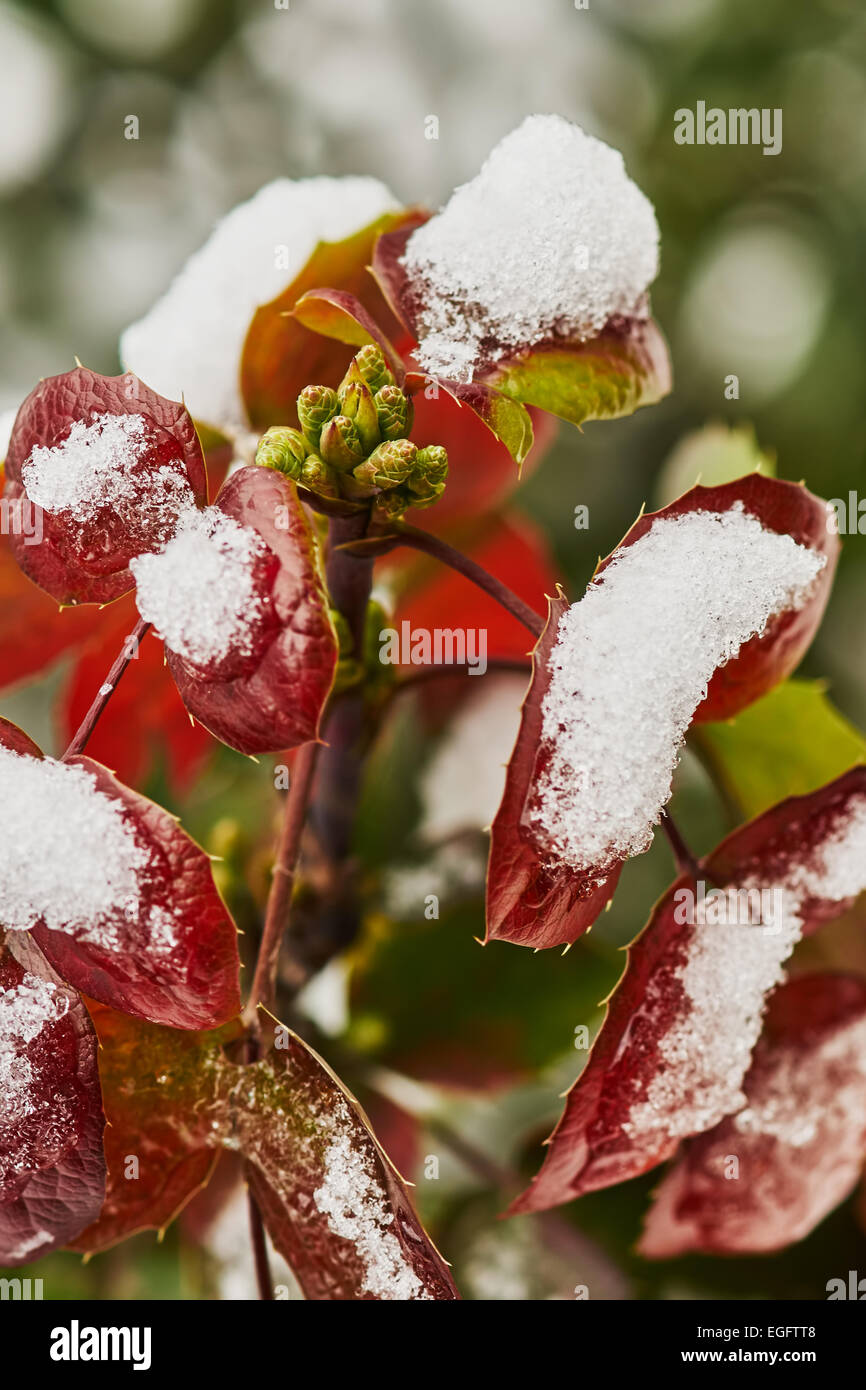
[1,113,864,1299]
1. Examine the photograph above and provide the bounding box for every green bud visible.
[255,426,309,479]
[300,453,340,499]
[354,343,394,394]
[354,437,416,490]
[403,481,445,510]
[340,380,380,454]
[374,488,410,521]
[319,414,364,471]
[297,384,339,449]
[375,384,413,440]
[406,443,449,500]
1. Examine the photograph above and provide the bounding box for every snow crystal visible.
[625,792,866,1141]
[0,973,69,1125]
[0,746,146,943]
[403,114,659,382]
[530,504,825,873]
[120,176,399,428]
[130,507,267,668]
[21,412,194,525]
[734,1015,866,1150]
[314,1124,430,1300]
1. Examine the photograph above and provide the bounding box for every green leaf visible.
[483,316,671,430]
[692,679,866,821]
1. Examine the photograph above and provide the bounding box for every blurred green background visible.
[2,0,865,1300]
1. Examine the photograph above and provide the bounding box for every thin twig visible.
[394,657,531,692]
[244,740,320,1026]
[659,808,701,879]
[246,1184,274,1300]
[375,521,545,638]
[62,617,151,759]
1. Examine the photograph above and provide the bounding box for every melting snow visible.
[624,793,866,1141]
[530,504,825,873]
[131,507,267,668]
[314,1120,430,1300]
[403,114,659,382]
[120,176,399,428]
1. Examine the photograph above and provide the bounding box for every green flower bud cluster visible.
[255,344,448,517]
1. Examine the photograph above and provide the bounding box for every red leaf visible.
[59,595,214,794]
[510,767,866,1214]
[0,932,105,1265]
[639,974,866,1256]
[4,368,208,605]
[0,716,240,1029]
[165,466,337,755]
[487,477,838,950]
[486,592,622,948]
[0,520,104,690]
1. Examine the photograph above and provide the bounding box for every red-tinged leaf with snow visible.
[510,767,866,1214]
[640,974,866,1256]
[615,476,838,724]
[73,1007,458,1299]
[160,466,337,755]
[240,1029,458,1300]
[241,212,414,429]
[0,717,240,1029]
[487,477,838,952]
[0,932,105,1266]
[3,368,208,605]
[485,591,622,949]
[373,222,669,434]
[385,510,558,665]
[59,596,214,795]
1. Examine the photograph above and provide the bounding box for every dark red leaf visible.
[510,767,866,1214]
[486,592,622,949]
[0,716,240,1029]
[290,288,405,379]
[4,368,208,605]
[0,932,105,1265]
[166,466,337,755]
[640,974,866,1256]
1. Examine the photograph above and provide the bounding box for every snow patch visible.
[530,504,825,873]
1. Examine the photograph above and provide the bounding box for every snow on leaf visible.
[373,117,670,430]
[161,466,338,755]
[510,767,866,1214]
[123,178,400,432]
[487,477,837,949]
[486,591,623,950]
[0,932,105,1266]
[3,368,207,605]
[73,1007,458,1300]
[639,974,866,1256]
[0,716,241,1030]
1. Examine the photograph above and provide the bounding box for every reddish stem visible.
[659,808,700,879]
[62,617,151,759]
[246,1183,274,1300]
[244,739,320,1026]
